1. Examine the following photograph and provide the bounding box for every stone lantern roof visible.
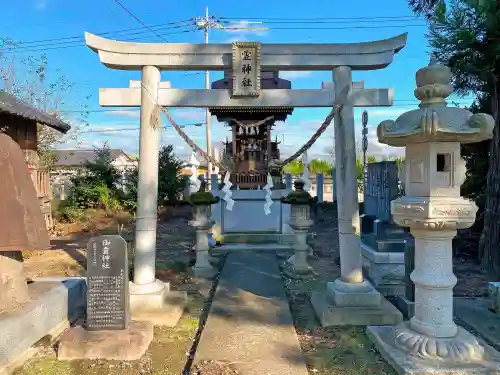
[377,60,495,147]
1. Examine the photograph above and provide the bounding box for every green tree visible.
[124,144,184,210]
[67,144,122,211]
[283,160,304,176]
[409,0,500,275]
[308,159,334,175]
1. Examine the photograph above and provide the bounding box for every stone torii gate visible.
[85,32,407,325]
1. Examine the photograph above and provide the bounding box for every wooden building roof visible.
[0,91,71,133]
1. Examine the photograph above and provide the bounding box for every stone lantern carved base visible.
[393,322,485,362]
[368,324,500,374]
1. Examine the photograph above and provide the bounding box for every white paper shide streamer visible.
[263,173,274,215]
[189,153,201,191]
[221,172,235,211]
[302,152,311,192]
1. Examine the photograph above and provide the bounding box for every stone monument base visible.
[310,279,403,326]
[361,243,405,297]
[57,321,154,360]
[190,264,218,279]
[393,296,415,319]
[367,324,500,375]
[0,280,86,374]
[129,280,187,326]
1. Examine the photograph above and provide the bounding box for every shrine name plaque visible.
[232,41,261,97]
[86,235,129,331]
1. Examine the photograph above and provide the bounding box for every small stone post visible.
[368,61,497,373]
[284,173,293,190]
[331,168,337,202]
[281,180,316,278]
[188,183,220,278]
[316,174,324,202]
[210,173,219,193]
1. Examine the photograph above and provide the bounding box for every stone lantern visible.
[281,179,316,278]
[368,60,499,373]
[188,182,220,278]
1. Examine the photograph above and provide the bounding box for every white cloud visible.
[35,0,47,9]
[279,71,312,80]
[222,20,268,42]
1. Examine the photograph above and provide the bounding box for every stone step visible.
[213,243,293,252]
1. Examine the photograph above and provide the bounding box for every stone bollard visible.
[330,168,337,202]
[188,187,220,279]
[367,60,498,373]
[316,174,324,203]
[281,179,316,279]
[284,173,293,190]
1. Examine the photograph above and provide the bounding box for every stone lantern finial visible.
[414,60,453,107]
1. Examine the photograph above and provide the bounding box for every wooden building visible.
[0,91,71,229]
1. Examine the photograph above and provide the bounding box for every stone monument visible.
[58,235,153,360]
[368,60,500,374]
[361,161,413,296]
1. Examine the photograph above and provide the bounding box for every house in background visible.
[51,149,138,200]
[0,90,71,229]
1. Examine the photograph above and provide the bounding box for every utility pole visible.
[193,10,267,176]
[194,7,221,176]
[361,110,369,193]
[204,7,212,176]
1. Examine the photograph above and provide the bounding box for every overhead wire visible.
[1,14,428,54]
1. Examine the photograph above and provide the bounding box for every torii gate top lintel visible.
[84,32,408,72]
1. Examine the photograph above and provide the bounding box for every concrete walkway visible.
[194,251,309,375]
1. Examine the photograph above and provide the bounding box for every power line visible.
[219,15,422,21]
[2,19,193,47]
[1,25,194,52]
[1,29,198,54]
[57,99,473,113]
[109,0,170,42]
[219,18,424,25]
[82,122,206,134]
[2,19,427,54]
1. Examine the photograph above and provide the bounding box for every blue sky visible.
[2,0,473,161]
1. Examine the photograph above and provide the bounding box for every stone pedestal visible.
[361,243,405,297]
[0,252,30,311]
[367,61,500,374]
[489,282,500,314]
[57,321,153,361]
[129,280,187,327]
[1,280,86,373]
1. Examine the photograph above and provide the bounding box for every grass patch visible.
[283,273,396,375]
[14,265,218,375]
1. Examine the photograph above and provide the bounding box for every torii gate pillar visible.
[309,66,403,327]
[128,66,187,325]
